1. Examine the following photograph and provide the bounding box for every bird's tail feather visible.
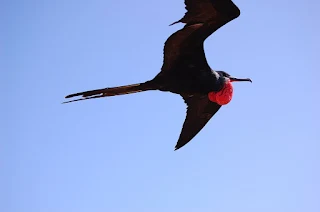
[63,82,153,104]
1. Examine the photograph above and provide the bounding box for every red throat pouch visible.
[208,81,234,105]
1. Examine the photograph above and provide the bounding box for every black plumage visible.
[64,0,251,150]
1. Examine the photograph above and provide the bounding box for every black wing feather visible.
[175,94,222,150]
[160,0,240,73]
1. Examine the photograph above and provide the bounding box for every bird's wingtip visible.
[169,20,180,26]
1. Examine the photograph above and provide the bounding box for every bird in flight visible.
[64,0,252,150]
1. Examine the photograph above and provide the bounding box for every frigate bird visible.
[64,0,252,150]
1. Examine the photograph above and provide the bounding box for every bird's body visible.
[64,0,252,150]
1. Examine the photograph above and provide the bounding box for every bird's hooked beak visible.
[229,76,252,83]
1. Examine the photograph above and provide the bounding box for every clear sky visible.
[3,0,320,211]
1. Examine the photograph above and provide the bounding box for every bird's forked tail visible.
[63,82,154,104]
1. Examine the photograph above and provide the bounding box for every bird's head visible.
[208,71,252,105]
[217,71,252,83]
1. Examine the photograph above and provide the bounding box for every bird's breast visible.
[208,82,234,105]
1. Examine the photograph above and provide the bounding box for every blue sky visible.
[3,0,320,211]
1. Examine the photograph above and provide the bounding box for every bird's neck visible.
[208,81,234,105]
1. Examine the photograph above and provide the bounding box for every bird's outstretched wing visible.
[171,0,240,27]
[160,0,240,73]
[175,94,222,150]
